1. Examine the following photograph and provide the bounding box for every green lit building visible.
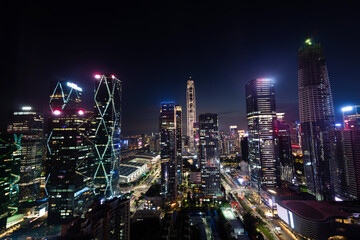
[0,134,19,230]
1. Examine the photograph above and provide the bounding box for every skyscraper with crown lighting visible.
[298,39,335,200]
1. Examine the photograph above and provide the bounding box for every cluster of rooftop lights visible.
[53,109,84,115]
[305,38,312,45]
[94,74,116,79]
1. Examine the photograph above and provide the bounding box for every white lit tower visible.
[93,74,122,198]
[186,77,196,154]
[246,78,279,189]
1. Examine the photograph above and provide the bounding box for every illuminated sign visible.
[22,106,32,111]
[341,106,353,112]
[277,203,289,225]
[67,82,82,92]
[289,211,295,229]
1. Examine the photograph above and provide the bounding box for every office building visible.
[7,106,43,209]
[49,81,82,112]
[240,137,249,162]
[246,78,279,189]
[230,125,238,139]
[186,77,196,154]
[198,113,222,198]
[275,113,294,183]
[60,198,130,240]
[298,39,335,200]
[46,108,95,224]
[175,105,182,185]
[93,74,122,198]
[342,105,360,130]
[159,102,177,202]
[0,134,18,231]
[277,200,360,240]
[334,128,360,200]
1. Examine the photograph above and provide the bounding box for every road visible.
[221,168,298,240]
[119,164,161,213]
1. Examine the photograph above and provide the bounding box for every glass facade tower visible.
[7,107,43,207]
[298,40,335,200]
[93,74,122,198]
[46,109,95,223]
[246,78,279,189]
[175,105,182,185]
[198,113,222,198]
[160,102,177,202]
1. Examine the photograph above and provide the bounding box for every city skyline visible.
[2,2,360,135]
[4,2,360,239]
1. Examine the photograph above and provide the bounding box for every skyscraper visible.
[298,39,335,200]
[93,74,122,198]
[7,106,43,211]
[186,77,196,154]
[160,102,177,202]
[198,113,222,198]
[342,105,360,130]
[0,134,18,231]
[246,78,279,189]
[46,108,95,223]
[275,113,294,183]
[334,129,360,200]
[49,81,82,111]
[175,105,182,185]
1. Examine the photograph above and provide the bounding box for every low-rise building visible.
[277,200,360,240]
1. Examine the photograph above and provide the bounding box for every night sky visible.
[2,2,360,135]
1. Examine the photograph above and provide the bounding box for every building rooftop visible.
[134,152,158,159]
[119,166,138,177]
[279,200,352,222]
[122,161,145,167]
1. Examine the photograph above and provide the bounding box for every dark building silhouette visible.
[60,198,130,240]
[298,39,335,200]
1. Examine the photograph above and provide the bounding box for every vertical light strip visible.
[289,211,295,229]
